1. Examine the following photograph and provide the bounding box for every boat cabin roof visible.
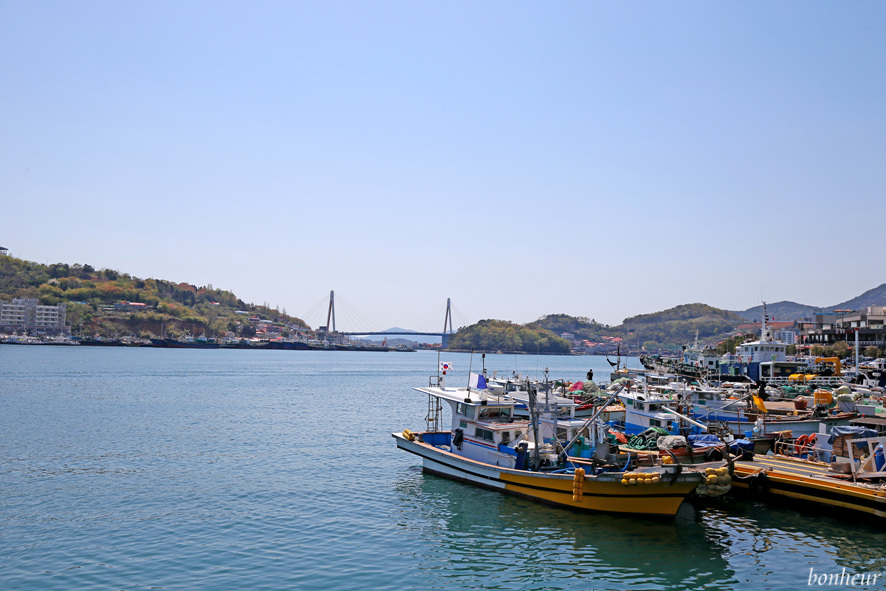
[415,386,517,406]
[415,385,579,407]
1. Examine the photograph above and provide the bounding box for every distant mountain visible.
[622,303,744,325]
[733,283,886,322]
[832,283,886,311]
[734,301,819,322]
[618,304,743,350]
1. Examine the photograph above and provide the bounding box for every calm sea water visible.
[1,347,884,590]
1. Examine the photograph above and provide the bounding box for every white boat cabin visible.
[737,339,788,364]
[415,384,568,469]
[617,390,682,435]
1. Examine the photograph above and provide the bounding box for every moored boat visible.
[393,369,719,517]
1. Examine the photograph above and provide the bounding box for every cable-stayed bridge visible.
[307,291,458,347]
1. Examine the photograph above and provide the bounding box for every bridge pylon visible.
[442,297,453,348]
[326,290,335,332]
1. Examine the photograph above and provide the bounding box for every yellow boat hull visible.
[732,455,886,521]
[394,432,702,517]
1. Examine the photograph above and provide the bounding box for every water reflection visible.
[393,470,736,590]
[394,469,886,590]
[689,498,886,589]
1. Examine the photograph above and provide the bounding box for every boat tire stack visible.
[695,467,731,497]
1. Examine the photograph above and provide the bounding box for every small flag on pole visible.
[753,395,768,414]
[469,372,487,390]
[439,362,452,372]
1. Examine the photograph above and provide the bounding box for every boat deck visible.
[733,455,832,478]
[731,454,886,521]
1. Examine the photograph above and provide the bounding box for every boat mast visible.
[761,301,770,342]
[543,369,555,459]
[528,380,540,471]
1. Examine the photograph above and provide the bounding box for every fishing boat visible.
[730,430,886,521]
[392,369,718,517]
[613,374,855,439]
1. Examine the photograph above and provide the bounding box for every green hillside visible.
[618,304,743,351]
[622,303,744,325]
[461,305,746,354]
[0,255,308,339]
[525,314,621,340]
[446,319,571,354]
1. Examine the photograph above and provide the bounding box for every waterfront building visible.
[772,329,797,345]
[0,298,69,335]
[802,306,886,348]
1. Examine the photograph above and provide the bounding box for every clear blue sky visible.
[2,1,884,331]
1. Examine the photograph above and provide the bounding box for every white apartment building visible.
[773,330,797,345]
[0,298,69,335]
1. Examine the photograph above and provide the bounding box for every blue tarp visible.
[827,426,878,445]
[729,439,754,453]
[688,434,722,448]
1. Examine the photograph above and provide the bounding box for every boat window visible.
[556,427,568,440]
[456,403,475,419]
[478,407,511,420]
[648,403,661,411]
[650,419,660,427]
[475,427,494,442]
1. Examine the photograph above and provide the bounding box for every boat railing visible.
[773,440,822,461]
[844,436,886,482]
[762,376,847,387]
